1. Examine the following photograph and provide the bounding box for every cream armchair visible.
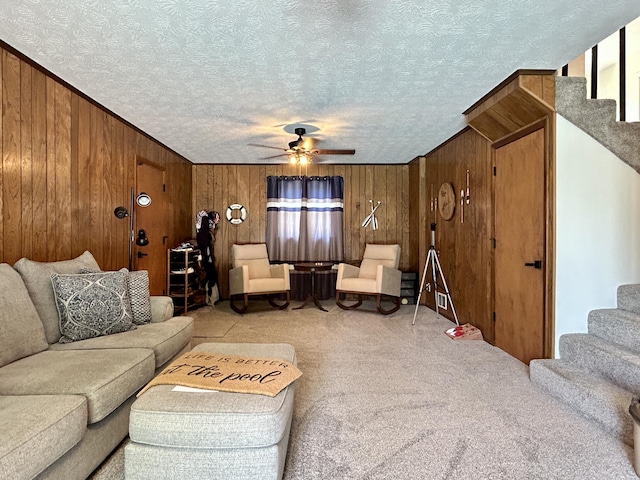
[229,243,290,314]
[336,244,402,315]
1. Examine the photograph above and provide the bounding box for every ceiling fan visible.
[249,128,355,164]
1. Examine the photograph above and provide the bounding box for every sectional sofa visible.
[0,252,194,480]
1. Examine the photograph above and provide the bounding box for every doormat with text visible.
[138,351,302,397]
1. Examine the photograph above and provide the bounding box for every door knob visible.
[524,260,542,269]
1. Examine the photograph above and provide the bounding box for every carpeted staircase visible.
[530,284,640,446]
[555,75,640,174]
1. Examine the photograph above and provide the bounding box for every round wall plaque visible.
[438,182,455,221]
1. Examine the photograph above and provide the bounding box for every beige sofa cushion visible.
[0,394,87,480]
[0,264,49,368]
[150,296,175,323]
[0,348,154,423]
[13,251,101,344]
[50,316,194,369]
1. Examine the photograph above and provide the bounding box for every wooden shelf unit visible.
[167,248,205,314]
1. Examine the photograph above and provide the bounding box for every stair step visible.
[555,77,617,116]
[581,98,618,119]
[588,308,640,353]
[618,284,640,315]
[529,359,633,445]
[559,333,640,392]
[555,76,640,174]
[554,76,587,104]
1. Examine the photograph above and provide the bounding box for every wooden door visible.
[134,160,168,295]
[494,129,545,364]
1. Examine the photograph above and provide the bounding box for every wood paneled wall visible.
[192,163,411,298]
[408,157,427,273]
[415,128,494,341]
[0,46,193,270]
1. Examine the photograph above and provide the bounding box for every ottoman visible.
[125,343,297,480]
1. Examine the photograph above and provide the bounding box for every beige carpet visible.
[188,305,236,338]
[91,300,637,479]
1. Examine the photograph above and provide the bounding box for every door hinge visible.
[493,166,496,176]
[491,238,496,249]
[163,235,168,245]
[493,311,496,322]
[163,184,166,192]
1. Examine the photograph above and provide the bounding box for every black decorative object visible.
[114,206,129,219]
[135,229,149,246]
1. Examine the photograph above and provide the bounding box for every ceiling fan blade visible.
[259,153,288,160]
[313,149,356,155]
[248,143,285,151]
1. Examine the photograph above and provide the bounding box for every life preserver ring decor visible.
[226,204,247,224]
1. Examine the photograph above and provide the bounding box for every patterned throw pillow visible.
[80,267,153,325]
[120,269,152,325]
[51,271,135,343]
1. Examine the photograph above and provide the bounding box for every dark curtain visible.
[266,176,344,262]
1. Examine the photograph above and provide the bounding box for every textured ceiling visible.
[1,1,639,165]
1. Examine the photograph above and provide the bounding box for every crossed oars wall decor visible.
[362,200,382,230]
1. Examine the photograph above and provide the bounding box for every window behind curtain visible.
[266,175,344,262]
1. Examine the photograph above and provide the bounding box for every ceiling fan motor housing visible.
[288,128,306,150]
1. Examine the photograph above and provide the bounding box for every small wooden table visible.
[293,262,334,312]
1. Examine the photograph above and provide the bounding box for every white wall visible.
[574,15,640,121]
[554,114,640,356]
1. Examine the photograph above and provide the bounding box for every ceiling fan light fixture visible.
[250,125,355,163]
[289,151,310,165]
